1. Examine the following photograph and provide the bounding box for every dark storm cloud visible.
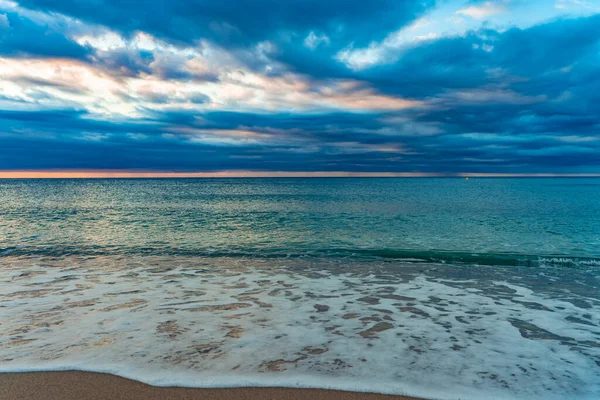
[0,109,159,137]
[2,102,598,173]
[359,14,600,100]
[1,1,599,173]
[15,0,435,47]
[0,11,89,58]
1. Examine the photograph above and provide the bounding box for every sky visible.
[1,0,599,176]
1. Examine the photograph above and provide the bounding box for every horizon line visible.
[1,170,600,178]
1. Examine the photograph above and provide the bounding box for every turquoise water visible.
[1,178,600,263]
[1,178,599,399]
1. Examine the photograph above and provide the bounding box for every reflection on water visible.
[1,178,600,261]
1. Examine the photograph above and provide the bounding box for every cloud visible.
[0,12,9,29]
[0,1,599,173]
[304,31,330,50]
[456,1,507,20]
[15,0,435,47]
[555,0,600,11]
[0,11,90,59]
[334,16,442,71]
[334,0,598,72]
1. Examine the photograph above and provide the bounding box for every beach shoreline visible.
[0,371,423,400]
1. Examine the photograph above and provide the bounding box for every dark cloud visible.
[1,104,599,173]
[0,12,90,58]
[11,76,90,94]
[263,13,598,112]
[91,48,155,77]
[1,3,599,173]
[16,0,435,47]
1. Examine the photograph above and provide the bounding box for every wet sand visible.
[0,371,423,400]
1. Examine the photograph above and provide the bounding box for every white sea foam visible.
[1,256,599,400]
[538,257,600,267]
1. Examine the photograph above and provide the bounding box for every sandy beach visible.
[0,371,422,400]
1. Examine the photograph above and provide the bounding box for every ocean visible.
[1,178,599,399]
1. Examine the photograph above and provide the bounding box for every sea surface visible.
[1,178,599,399]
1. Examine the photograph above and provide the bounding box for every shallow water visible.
[1,178,600,263]
[1,179,599,399]
[1,256,599,399]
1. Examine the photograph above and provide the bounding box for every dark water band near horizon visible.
[1,178,599,399]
